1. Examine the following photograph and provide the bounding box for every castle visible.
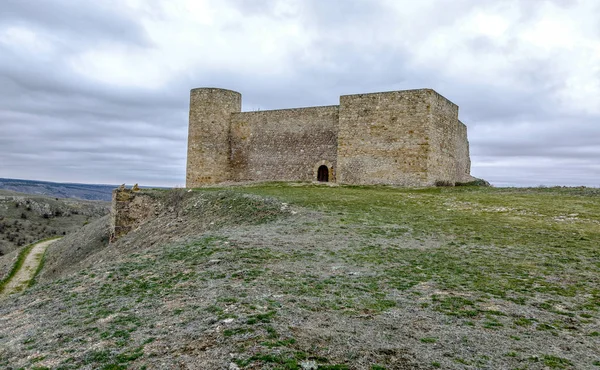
[186,88,474,188]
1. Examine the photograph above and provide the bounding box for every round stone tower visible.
[186,88,242,187]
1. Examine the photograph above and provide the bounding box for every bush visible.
[435,180,454,187]
[455,178,491,187]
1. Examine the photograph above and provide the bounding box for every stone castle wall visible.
[455,121,472,182]
[230,106,339,182]
[426,91,460,184]
[337,90,432,186]
[186,87,473,187]
[186,88,241,188]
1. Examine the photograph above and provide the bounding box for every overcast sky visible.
[0,0,598,187]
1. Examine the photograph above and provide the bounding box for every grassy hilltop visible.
[0,184,599,369]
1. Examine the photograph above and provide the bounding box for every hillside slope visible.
[0,190,109,256]
[0,185,599,369]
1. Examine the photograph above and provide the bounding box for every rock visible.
[300,360,318,370]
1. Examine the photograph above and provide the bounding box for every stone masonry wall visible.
[426,91,460,184]
[229,106,339,182]
[455,121,473,182]
[186,88,241,188]
[336,90,432,186]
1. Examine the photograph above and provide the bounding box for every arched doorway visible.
[317,165,329,182]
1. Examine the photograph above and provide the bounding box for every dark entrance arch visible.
[317,165,329,182]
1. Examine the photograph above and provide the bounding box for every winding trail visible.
[1,239,59,297]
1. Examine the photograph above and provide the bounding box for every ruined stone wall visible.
[426,92,460,184]
[110,188,160,241]
[186,88,241,188]
[229,106,339,182]
[336,90,432,186]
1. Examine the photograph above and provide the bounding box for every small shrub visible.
[435,180,454,187]
[455,178,491,187]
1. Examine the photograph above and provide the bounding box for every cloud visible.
[0,0,151,46]
[0,0,598,187]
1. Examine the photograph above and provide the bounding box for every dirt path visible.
[1,239,59,297]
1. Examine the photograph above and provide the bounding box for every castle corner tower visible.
[186,88,241,187]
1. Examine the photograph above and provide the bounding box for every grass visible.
[219,183,600,246]
[200,184,600,304]
[542,354,574,369]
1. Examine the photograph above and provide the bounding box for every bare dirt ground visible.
[0,239,59,297]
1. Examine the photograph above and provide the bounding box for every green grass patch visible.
[247,310,277,324]
[542,354,574,368]
[192,184,600,309]
[224,327,254,337]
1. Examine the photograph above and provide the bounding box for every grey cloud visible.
[0,0,150,46]
[473,156,600,187]
[0,45,183,113]
[223,0,282,16]
[0,0,598,187]
[0,1,186,186]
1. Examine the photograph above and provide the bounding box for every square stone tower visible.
[337,89,471,186]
